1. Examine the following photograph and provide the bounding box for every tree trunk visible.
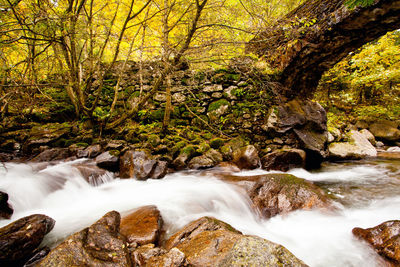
[248,0,400,99]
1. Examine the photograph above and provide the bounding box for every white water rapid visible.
[1,158,399,267]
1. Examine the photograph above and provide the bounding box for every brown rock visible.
[165,217,241,251]
[131,244,166,266]
[119,150,157,180]
[37,211,130,267]
[74,163,110,186]
[145,247,186,267]
[96,151,119,172]
[220,173,332,218]
[0,214,55,266]
[369,120,400,143]
[0,191,13,219]
[353,220,400,266]
[261,148,306,171]
[232,145,260,170]
[120,206,163,247]
[151,161,168,179]
[77,144,103,158]
[30,148,72,162]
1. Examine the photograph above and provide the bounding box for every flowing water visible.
[1,157,400,267]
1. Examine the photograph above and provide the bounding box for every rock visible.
[329,127,342,141]
[218,235,307,267]
[355,120,370,130]
[360,129,376,145]
[204,149,223,164]
[203,84,223,92]
[328,130,377,160]
[267,99,327,134]
[0,191,13,219]
[232,145,260,170]
[74,163,109,186]
[120,150,157,180]
[327,131,335,143]
[369,120,400,143]
[188,155,215,169]
[25,123,71,152]
[77,144,103,158]
[0,152,13,162]
[378,151,400,160]
[387,146,400,152]
[0,214,55,266]
[24,247,51,267]
[37,211,130,267]
[207,99,230,121]
[96,151,119,172]
[172,93,186,103]
[224,86,238,100]
[30,148,72,162]
[220,173,332,218]
[164,217,306,267]
[353,220,400,266]
[293,127,328,168]
[131,244,166,266]
[261,148,306,172]
[165,217,241,250]
[120,206,163,247]
[172,146,197,171]
[376,141,385,148]
[151,161,168,179]
[146,247,186,267]
[105,140,126,151]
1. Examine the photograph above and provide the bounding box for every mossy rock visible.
[149,109,165,121]
[208,99,230,113]
[197,142,211,154]
[210,138,225,149]
[148,134,161,147]
[202,132,213,140]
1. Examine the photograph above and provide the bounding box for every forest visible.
[1,0,400,267]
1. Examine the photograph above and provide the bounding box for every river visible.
[1,157,399,267]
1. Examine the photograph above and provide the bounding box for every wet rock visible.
[151,161,168,179]
[165,217,241,250]
[37,211,130,267]
[220,173,332,218]
[77,144,103,158]
[376,141,385,148]
[146,247,186,267]
[164,217,306,267]
[0,214,55,266]
[0,152,13,162]
[0,191,13,219]
[96,151,119,172]
[172,146,197,170]
[74,163,109,186]
[24,247,51,267]
[369,120,400,143]
[218,235,307,267]
[232,145,260,170]
[261,148,306,171]
[131,244,166,266]
[120,150,158,180]
[188,155,215,169]
[120,206,163,247]
[329,130,377,160]
[387,146,400,152]
[30,148,72,162]
[353,220,400,266]
[293,127,328,168]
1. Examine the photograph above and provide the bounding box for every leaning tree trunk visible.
[248,0,400,99]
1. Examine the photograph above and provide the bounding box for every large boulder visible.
[30,148,72,162]
[369,120,400,143]
[37,211,130,267]
[232,145,260,170]
[261,148,306,171]
[188,149,223,170]
[353,220,400,266]
[120,206,163,247]
[0,214,55,266]
[329,130,377,160]
[265,99,328,168]
[220,173,332,218]
[163,217,306,267]
[120,150,167,180]
[0,191,13,219]
[96,151,119,172]
[218,235,307,267]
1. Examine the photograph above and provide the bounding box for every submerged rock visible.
[0,191,13,219]
[163,216,306,267]
[329,130,377,160]
[261,148,306,171]
[37,211,130,267]
[220,173,332,218]
[120,205,163,247]
[232,145,260,170]
[353,220,400,266]
[0,214,55,266]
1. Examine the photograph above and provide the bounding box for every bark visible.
[248,0,400,99]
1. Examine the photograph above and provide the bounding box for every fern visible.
[345,0,375,9]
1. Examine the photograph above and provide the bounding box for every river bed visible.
[1,157,399,267]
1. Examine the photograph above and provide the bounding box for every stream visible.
[1,157,399,267]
